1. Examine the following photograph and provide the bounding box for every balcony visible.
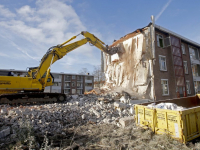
[54,78,61,82]
[190,58,200,65]
[193,76,200,81]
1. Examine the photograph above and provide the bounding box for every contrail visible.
[0,34,40,60]
[155,0,172,21]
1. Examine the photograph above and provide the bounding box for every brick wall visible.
[154,30,177,100]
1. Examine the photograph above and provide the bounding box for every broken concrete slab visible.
[119,116,135,128]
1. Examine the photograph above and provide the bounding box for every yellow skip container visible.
[134,94,200,143]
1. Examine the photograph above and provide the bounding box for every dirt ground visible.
[5,122,200,150]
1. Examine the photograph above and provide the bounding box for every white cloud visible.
[0,0,104,73]
[0,5,16,17]
[155,0,172,21]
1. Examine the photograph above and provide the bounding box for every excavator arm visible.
[33,31,120,87]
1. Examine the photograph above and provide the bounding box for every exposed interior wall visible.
[102,28,153,99]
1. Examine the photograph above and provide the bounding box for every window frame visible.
[189,46,199,60]
[161,79,169,96]
[186,80,191,94]
[181,43,186,55]
[159,55,167,71]
[72,75,76,79]
[71,81,75,87]
[157,34,164,48]
[183,61,188,74]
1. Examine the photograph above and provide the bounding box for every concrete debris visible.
[0,94,149,145]
[119,116,135,128]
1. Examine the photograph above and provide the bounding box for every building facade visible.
[154,25,196,100]
[0,69,94,95]
[102,22,200,101]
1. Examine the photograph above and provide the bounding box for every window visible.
[77,83,82,87]
[186,81,191,94]
[64,89,70,94]
[157,34,164,48]
[65,82,70,88]
[181,43,186,54]
[77,89,82,94]
[183,61,188,74]
[159,55,167,71]
[189,46,199,60]
[72,75,76,79]
[72,82,75,87]
[53,74,62,79]
[53,82,61,86]
[85,83,92,86]
[192,64,200,77]
[72,89,76,94]
[161,79,169,95]
[85,76,92,80]
[65,75,71,81]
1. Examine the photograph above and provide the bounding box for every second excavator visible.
[0,31,121,104]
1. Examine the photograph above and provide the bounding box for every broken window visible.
[161,79,169,95]
[183,61,188,74]
[186,81,191,94]
[157,34,164,48]
[181,43,186,54]
[159,55,167,71]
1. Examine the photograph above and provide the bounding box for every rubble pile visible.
[0,94,151,148]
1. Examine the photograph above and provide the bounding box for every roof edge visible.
[155,24,200,47]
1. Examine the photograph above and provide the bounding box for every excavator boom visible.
[0,31,121,104]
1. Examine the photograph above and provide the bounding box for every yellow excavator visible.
[0,31,120,104]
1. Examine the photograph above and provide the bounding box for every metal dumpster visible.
[134,94,200,143]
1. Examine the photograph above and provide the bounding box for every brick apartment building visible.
[154,25,196,100]
[102,19,200,101]
[0,69,94,95]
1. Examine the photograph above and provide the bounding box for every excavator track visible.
[0,92,66,105]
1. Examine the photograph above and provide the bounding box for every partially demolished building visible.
[102,21,200,101]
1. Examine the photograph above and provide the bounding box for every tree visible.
[92,65,105,88]
[79,68,90,75]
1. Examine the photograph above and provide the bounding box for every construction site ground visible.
[0,94,200,149]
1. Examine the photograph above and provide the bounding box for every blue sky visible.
[0,0,200,74]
